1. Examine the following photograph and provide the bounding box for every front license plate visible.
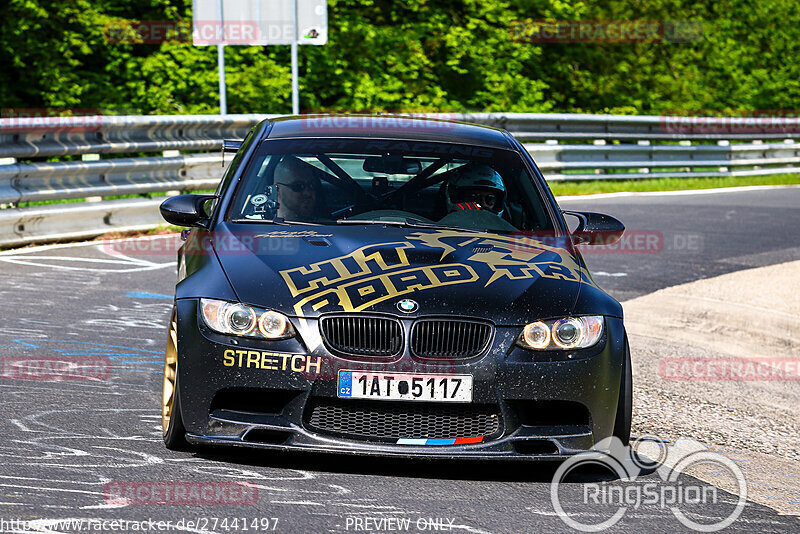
[337,371,473,402]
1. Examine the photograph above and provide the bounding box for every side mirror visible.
[160,194,218,228]
[562,210,625,246]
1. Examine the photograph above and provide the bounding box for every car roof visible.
[263,114,517,149]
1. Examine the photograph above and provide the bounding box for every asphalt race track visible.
[558,186,800,302]
[0,186,798,533]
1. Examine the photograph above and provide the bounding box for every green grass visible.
[548,173,800,196]
[12,197,86,208]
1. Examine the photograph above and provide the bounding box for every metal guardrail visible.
[527,141,800,180]
[0,153,224,205]
[0,114,269,159]
[474,112,800,141]
[0,112,798,247]
[0,197,165,247]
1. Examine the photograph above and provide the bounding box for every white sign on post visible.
[193,0,327,45]
[192,0,328,114]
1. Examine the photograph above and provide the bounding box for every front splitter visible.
[186,424,595,461]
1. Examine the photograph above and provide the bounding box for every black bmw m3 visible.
[159,115,632,459]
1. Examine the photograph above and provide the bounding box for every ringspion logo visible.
[551,436,746,531]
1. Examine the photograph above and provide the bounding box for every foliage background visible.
[1,0,798,115]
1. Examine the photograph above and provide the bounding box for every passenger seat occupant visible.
[274,156,322,221]
[444,165,506,216]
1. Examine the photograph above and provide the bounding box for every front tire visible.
[612,335,632,446]
[163,308,190,450]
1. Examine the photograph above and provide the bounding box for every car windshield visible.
[228,138,554,233]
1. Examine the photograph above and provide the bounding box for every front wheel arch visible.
[163,307,190,450]
[612,334,632,446]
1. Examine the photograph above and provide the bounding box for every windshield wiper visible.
[336,218,410,227]
[336,217,484,233]
[230,217,322,226]
[231,217,289,224]
[401,219,486,233]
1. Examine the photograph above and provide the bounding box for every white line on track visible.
[555,184,800,202]
[0,257,171,272]
[0,255,152,264]
[95,244,171,266]
[79,502,129,510]
[271,500,325,506]
[450,525,493,534]
[0,233,179,256]
[0,483,105,497]
[0,236,174,272]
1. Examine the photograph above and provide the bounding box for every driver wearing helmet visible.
[445,164,506,216]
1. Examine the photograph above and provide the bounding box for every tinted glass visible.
[228,138,554,233]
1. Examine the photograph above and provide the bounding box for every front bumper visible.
[175,299,627,460]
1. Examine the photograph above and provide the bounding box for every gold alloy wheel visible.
[162,311,178,435]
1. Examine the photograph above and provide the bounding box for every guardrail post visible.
[637,140,651,174]
[751,140,764,170]
[82,153,103,201]
[593,140,606,176]
[717,140,729,173]
[0,157,19,208]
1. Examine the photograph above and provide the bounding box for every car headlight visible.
[200,298,295,339]
[519,316,603,350]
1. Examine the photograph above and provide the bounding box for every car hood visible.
[212,223,592,325]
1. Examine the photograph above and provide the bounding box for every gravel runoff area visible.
[623,260,800,515]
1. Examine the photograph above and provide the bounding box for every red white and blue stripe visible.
[396,436,484,445]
